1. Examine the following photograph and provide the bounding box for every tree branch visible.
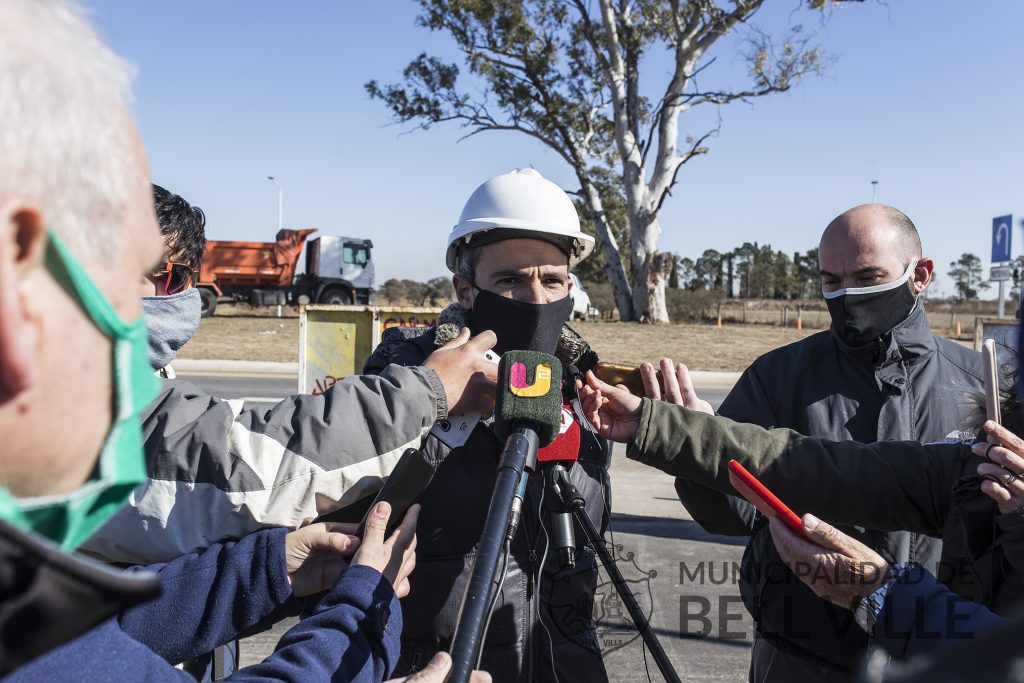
[650,120,719,216]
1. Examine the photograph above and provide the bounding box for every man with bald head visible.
[674,205,983,682]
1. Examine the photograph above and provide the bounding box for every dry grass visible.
[178,306,300,363]
[572,321,820,371]
[178,303,975,370]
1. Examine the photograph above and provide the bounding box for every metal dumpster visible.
[299,304,441,394]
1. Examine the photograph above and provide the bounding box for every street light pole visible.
[267,176,283,231]
[870,180,878,203]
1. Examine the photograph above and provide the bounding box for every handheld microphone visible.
[448,350,564,683]
[493,350,564,446]
[495,351,564,545]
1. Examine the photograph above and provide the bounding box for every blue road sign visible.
[992,215,1013,263]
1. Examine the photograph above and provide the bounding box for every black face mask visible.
[465,288,573,355]
[824,264,918,347]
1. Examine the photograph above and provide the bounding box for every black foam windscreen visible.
[493,350,563,446]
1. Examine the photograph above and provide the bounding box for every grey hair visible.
[0,0,137,266]
[455,246,480,282]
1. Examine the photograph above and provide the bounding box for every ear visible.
[0,202,46,399]
[912,257,934,294]
[452,275,475,311]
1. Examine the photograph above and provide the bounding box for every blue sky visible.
[88,1,1022,297]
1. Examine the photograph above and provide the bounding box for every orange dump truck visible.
[197,229,375,316]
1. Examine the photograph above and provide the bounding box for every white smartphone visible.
[983,339,1001,425]
[429,348,500,448]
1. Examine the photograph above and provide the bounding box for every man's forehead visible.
[476,238,569,273]
[819,223,906,273]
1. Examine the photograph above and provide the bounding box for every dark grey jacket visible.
[674,304,983,672]
[364,310,611,683]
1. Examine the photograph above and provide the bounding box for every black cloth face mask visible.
[465,288,573,355]
[823,263,918,347]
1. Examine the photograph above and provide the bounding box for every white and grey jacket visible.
[82,364,447,564]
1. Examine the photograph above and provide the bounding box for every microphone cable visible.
[534,485,561,683]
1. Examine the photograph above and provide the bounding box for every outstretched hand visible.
[424,328,498,418]
[641,358,714,415]
[579,370,644,443]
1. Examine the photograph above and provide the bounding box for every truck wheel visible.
[318,287,353,305]
[199,288,218,317]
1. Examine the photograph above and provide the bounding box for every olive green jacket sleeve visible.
[626,399,974,537]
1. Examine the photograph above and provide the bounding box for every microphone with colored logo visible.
[448,350,564,683]
[493,350,564,445]
[494,351,581,569]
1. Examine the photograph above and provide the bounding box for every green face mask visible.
[0,232,159,550]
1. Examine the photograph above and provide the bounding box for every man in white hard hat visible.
[364,168,613,683]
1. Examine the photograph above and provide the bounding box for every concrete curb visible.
[173,359,298,379]
[688,370,743,385]
[174,358,741,385]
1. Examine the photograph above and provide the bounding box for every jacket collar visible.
[0,521,160,674]
[830,301,936,366]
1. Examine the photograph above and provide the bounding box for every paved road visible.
[177,372,750,681]
[176,373,732,414]
[173,374,298,409]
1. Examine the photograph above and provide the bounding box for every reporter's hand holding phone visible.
[385,651,491,683]
[352,501,419,598]
[768,514,889,610]
[972,420,1024,514]
[423,328,498,418]
[284,522,361,597]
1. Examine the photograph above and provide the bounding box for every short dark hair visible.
[455,245,480,282]
[152,183,207,271]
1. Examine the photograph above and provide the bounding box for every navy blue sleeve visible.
[872,566,1007,659]
[227,564,403,682]
[9,565,402,682]
[118,527,294,663]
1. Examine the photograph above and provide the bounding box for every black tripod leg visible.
[572,506,682,683]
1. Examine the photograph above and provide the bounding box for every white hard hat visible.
[446,168,596,273]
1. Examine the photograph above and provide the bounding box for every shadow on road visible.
[609,512,748,547]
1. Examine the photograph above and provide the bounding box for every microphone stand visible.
[447,420,539,683]
[550,468,682,683]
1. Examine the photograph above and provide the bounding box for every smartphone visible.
[354,448,435,538]
[727,460,812,542]
[594,362,663,397]
[983,339,1001,425]
[429,349,500,449]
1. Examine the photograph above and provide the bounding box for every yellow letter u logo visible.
[509,362,552,397]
